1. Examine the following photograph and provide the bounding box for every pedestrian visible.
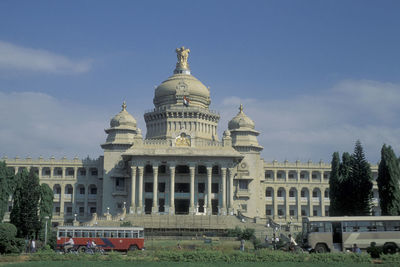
[240,239,245,251]
[352,243,361,254]
[265,234,268,244]
[272,233,276,250]
[30,239,36,253]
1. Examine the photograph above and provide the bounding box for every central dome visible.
[153,47,211,109]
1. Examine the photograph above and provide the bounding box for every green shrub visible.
[380,253,400,263]
[0,223,23,254]
[227,226,242,238]
[240,228,255,240]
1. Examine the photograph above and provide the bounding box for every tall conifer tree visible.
[0,162,15,220]
[38,183,54,242]
[329,152,341,216]
[377,144,400,215]
[339,152,352,215]
[350,140,373,215]
[10,169,41,238]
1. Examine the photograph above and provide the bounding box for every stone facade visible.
[1,48,381,225]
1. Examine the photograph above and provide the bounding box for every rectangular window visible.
[265,173,271,178]
[145,183,153,193]
[66,207,72,214]
[158,165,166,174]
[312,174,317,179]
[116,178,125,191]
[90,187,97,194]
[198,166,206,174]
[313,209,317,216]
[211,183,219,193]
[241,204,247,211]
[290,210,295,216]
[312,191,318,197]
[289,173,294,178]
[91,169,98,176]
[277,190,283,197]
[300,174,305,179]
[79,187,85,195]
[266,209,272,216]
[55,207,60,213]
[301,191,305,197]
[158,182,165,193]
[67,170,74,176]
[80,169,86,176]
[238,180,248,190]
[301,210,306,216]
[277,173,282,178]
[289,191,295,197]
[266,190,272,197]
[90,207,96,214]
[79,207,84,215]
[198,183,205,193]
[278,209,283,216]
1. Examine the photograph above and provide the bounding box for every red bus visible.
[56,226,145,252]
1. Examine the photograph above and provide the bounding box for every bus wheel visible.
[383,243,397,254]
[78,246,86,253]
[315,243,328,253]
[129,245,138,251]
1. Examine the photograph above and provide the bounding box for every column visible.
[62,167,66,178]
[84,184,88,216]
[228,168,234,214]
[38,167,42,179]
[320,170,324,182]
[137,166,144,214]
[273,170,277,182]
[285,170,288,182]
[296,170,300,182]
[169,166,175,215]
[50,167,54,178]
[60,184,65,216]
[273,187,278,219]
[221,167,227,215]
[297,187,302,220]
[285,188,290,220]
[309,186,314,217]
[189,165,196,214]
[308,171,312,182]
[152,165,159,214]
[130,166,136,214]
[73,167,78,179]
[72,184,77,215]
[206,166,212,215]
[321,186,326,217]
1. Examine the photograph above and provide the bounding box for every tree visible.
[38,183,54,242]
[339,152,353,215]
[0,162,16,220]
[0,223,24,254]
[377,144,400,215]
[349,140,373,215]
[329,152,341,216]
[10,169,41,238]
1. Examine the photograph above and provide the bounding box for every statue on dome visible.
[176,46,190,69]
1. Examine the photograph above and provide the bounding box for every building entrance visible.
[175,199,189,214]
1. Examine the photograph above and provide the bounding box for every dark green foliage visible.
[377,144,400,215]
[120,221,133,227]
[0,161,16,220]
[349,140,373,215]
[0,223,24,254]
[10,169,41,238]
[226,227,255,240]
[38,184,53,242]
[329,152,341,216]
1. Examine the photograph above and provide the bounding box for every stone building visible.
[2,47,381,225]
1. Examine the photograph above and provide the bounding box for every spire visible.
[239,104,243,113]
[174,46,191,74]
[122,101,127,111]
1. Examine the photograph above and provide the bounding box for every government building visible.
[2,47,381,227]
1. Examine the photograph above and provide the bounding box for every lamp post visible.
[44,216,49,246]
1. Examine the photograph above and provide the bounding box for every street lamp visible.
[44,216,50,246]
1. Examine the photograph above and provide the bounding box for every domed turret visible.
[110,101,137,129]
[101,102,142,149]
[228,104,255,130]
[227,104,263,152]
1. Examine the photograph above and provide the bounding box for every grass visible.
[144,239,245,251]
[2,262,394,267]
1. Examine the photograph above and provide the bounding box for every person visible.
[272,233,277,250]
[352,243,361,254]
[288,234,297,251]
[240,238,245,251]
[177,243,182,250]
[265,234,268,244]
[64,236,74,253]
[91,240,96,248]
[86,240,92,249]
[30,239,36,253]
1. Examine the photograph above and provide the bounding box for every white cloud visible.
[218,80,400,163]
[0,91,107,159]
[0,41,91,74]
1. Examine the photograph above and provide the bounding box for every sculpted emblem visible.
[176,46,190,69]
[175,133,191,147]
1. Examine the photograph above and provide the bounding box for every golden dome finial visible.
[175,46,190,71]
[122,101,127,111]
[239,104,243,113]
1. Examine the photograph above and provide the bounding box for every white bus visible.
[302,216,400,253]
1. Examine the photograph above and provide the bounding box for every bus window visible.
[375,221,385,231]
[139,230,144,238]
[125,231,132,238]
[357,221,370,232]
[59,230,66,237]
[82,231,89,237]
[343,221,357,232]
[67,230,74,237]
[96,230,103,237]
[310,222,330,232]
[118,231,123,238]
[110,231,117,237]
[104,231,110,237]
[133,232,138,238]
[75,230,82,237]
[386,221,400,231]
[89,231,95,237]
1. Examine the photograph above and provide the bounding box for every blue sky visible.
[0,0,399,163]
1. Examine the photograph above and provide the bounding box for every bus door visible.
[332,222,343,251]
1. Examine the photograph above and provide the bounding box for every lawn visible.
[2,262,393,267]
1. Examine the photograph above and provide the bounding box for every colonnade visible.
[129,164,235,215]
